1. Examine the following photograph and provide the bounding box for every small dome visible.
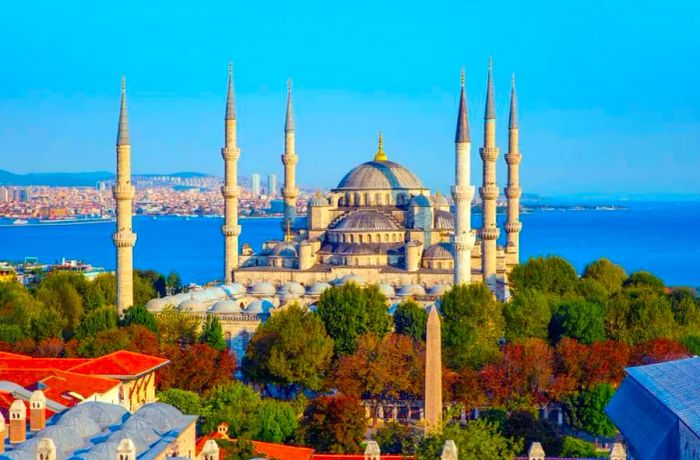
[398,284,426,297]
[210,300,242,314]
[246,299,274,314]
[335,160,425,191]
[431,192,449,207]
[423,242,454,259]
[280,291,300,303]
[307,282,332,295]
[337,274,366,287]
[271,242,297,258]
[309,194,330,207]
[434,210,454,230]
[146,298,169,312]
[409,194,431,208]
[249,281,277,296]
[280,281,305,296]
[178,298,208,313]
[428,283,452,296]
[378,283,396,298]
[331,211,400,232]
[222,282,246,297]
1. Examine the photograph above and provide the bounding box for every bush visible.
[560,436,599,457]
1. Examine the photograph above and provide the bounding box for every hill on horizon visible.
[0,170,214,186]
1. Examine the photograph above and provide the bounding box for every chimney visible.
[202,439,220,460]
[30,390,47,431]
[610,443,627,460]
[36,437,56,460]
[441,440,458,460]
[528,442,545,460]
[116,438,136,460]
[217,422,229,437]
[363,441,380,460]
[9,399,26,443]
[0,412,5,453]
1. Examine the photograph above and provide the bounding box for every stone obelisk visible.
[424,305,443,432]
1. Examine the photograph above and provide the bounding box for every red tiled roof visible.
[0,358,90,371]
[0,351,31,359]
[67,350,169,378]
[0,391,56,422]
[252,440,315,460]
[312,456,411,460]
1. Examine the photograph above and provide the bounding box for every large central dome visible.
[334,160,425,191]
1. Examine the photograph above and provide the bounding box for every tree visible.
[576,278,609,306]
[254,399,298,443]
[158,343,236,394]
[670,287,700,332]
[508,256,579,297]
[416,420,522,460]
[121,304,158,333]
[564,383,616,437]
[86,273,117,310]
[444,368,486,412]
[199,315,226,351]
[441,284,504,370]
[560,436,598,457]
[77,328,131,357]
[157,388,203,415]
[374,422,417,454]
[316,283,391,356]
[504,289,551,342]
[76,305,118,339]
[606,288,677,344]
[550,298,606,344]
[156,306,199,345]
[298,394,366,454]
[630,338,689,366]
[623,271,665,292]
[201,381,262,436]
[167,271,182,294]
[582,258,627,293]
[393,299,428,342]
[332,333,424,425]
[242,303,333,393]
[133,271,158,307]
[0,324,25,343]
[502,411,563,457]
[35,276,84,337]
[553,339,630,396]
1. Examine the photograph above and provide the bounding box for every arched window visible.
[354,257,359,265]
[386,193,391,205]
[355,193,361,206]
[359,234,364,243]
[364,193,370,205]
[368,234,372,243]
[349,234,354,243]
[385,233,389,242]
[376,194,382,205]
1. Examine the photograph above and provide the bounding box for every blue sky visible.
[1,0,699,196]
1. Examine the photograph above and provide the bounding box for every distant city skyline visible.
[1,1,699,196]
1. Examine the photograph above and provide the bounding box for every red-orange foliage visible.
[124,325,160,356]
[157,343,236,394]
[631,338,690,366]
[553,338,630,396]
[33,337,65,357]
[300,394,366,454]
[444,367,486,410]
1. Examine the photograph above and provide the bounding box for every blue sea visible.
[1,202,698,287]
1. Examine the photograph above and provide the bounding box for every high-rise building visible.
[0,188,9,203]
[267,173,277,198]
[251,173,261,196]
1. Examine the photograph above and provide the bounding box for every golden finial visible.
[460,67,465,86]
[374,131,387,161]
[284,219,292,242]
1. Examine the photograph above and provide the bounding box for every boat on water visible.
[12,219,29,225]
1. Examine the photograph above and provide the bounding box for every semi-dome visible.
[331,211,401,232]
[246,299,274,314]
[378,283,396,298]
[423,242,454,259]
[335,160,425,191]
[210,300,242,314]
[309,193,330,207]
[398,284,427,297]
[434,210,455,230]
[307,282,332,295]
[249,281,276,296]
[409,194,431,208]
[271,242,297,258]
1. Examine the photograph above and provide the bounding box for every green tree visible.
[441,284,504,370]
[576,278,609,306]
[316,283,391,356]
[374,422,417,455]
[157,388,203,415]
[157,306,199,345]
[582,258,627,293]
[121,304,158,333]
[202,382,262,436]
[606,288,677,344]
[550,298,606,344]
[670,288,700,332]
[133,271,157,307]
[87,273,117,309]
[560,436,598,457]
[509,256,579,297]
[199,315,226,351]
[77,305,119,339]
[502,411,563,457]
[298,394,366,454]
[504,289,551,342]
[564,383,616,437]
[623,271,665,292]
[393,299,428,342]
[167,271,182,294]
[77,327,131,357]
[35,274,84,337]
[0,324,25,343]
[254,399,298,443]
[242,303,333,393]
[416,420,522,460]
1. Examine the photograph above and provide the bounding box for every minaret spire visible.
[479,57,500,290]
[505,73,523,266]
[282,80,299,232]
[451,69,476,285]
[113,76,137,314]
[221,62,241,282]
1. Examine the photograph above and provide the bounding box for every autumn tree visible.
[441,283,504,370]
[393,299,428,342]
[503,289,551,342]
[156,306,200,345]
[582,258,627,293]
[158,343,236,394]
[630,338,690,366]
[298,394,366,454]
[242,303,333,393]
[316,283,391,356]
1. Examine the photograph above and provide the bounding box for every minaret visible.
[424,305,443,432]
[113,77,136,314]
[505,75,522,264]
[281,80,298,231]
[479,58,500,286]
[451,69,476,285]
[221,63,241,283]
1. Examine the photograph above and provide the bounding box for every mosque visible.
[115,60,523,350]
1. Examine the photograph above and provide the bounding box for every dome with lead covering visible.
[246,299,274,314]
[335,160,425,191]
[307,282,332,295]
[210,300,242,314]
[178,298,208,313]
[222,282,246,297]
[271,242,297,258]
[337,274,366,287]
[280,281,305,296]
[378,283,396,298]
[398,284,427,297]
[423,242,454,259]
[428,283,452,296]
[331,211,401,232]
[249,281,277,296]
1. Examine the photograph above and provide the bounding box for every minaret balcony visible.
[221,146,240,161]
[221,224,241,237]
[505,221,522,233]
[221,185,239,199]
[505,187,522,199]
[451,185,474,203]
[479,147,499,162]
[481,226,500,240]
[112,231,137,247]
[505,153,522,165]
[281,154,298,166]
[112,185,135,200]
[282,189,298,200]
[479,185,499,201]
[452,231,476,251]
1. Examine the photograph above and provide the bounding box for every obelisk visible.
[424,305,443,432]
